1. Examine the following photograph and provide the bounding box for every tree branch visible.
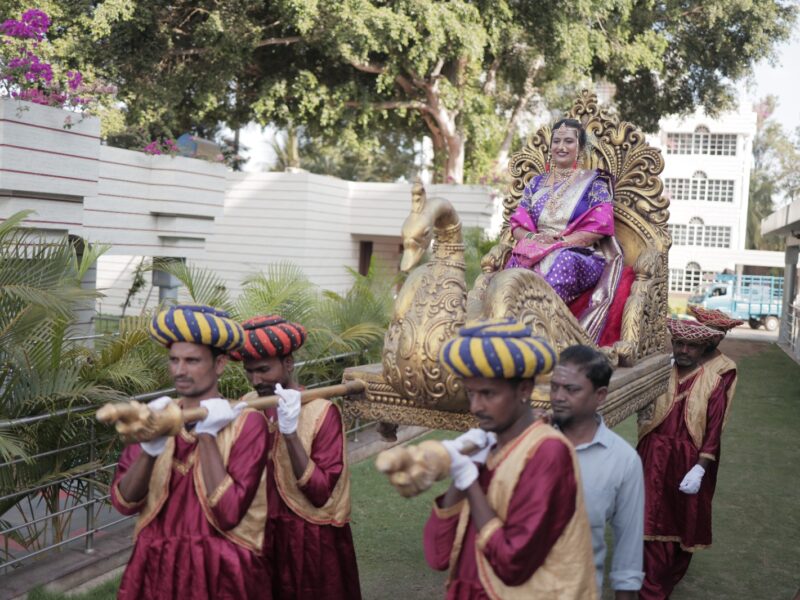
[482,56,501,94]
[493,57,544,173]
[255,36,302,47]
[349,61,387,75]
[344,100,433,115]
[170,47,209,57]
[169,35,302,58]
[395,73,416,94]
[430,58,445,79]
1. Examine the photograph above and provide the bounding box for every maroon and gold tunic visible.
[265,400,361,600]
[423,422,597,599]
[111,410,271,600]
[638,355,737,550]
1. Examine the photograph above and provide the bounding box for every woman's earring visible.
[546,154,553,173]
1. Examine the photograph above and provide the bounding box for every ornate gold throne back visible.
[472,90,673,366]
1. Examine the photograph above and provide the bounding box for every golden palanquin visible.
[343,90,673,430]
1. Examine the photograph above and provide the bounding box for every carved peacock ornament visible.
[382,181,468,411]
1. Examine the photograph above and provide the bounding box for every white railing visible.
[0,351,370,573]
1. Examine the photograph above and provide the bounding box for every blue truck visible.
[687,274,784,331]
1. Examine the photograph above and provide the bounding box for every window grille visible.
[664,177,734,202]
[669,222,731,248]
[665,129,737,156]
[669,263,715,292]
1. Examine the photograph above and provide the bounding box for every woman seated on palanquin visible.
[505,118,625,342]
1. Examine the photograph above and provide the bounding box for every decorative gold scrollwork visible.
[489,89,671,363]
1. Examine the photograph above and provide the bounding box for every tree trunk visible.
[492,59,543,177]
[286,126,300,168]
[444,132,465,183]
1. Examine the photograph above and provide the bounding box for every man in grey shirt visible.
[551,345,644,599]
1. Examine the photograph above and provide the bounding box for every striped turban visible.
[667,318,725,345]
[439,319,556,379]
[149,304,244,351]
[687,305,743,332]
[230,315,307,361]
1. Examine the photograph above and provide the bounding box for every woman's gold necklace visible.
[543,167,579,222]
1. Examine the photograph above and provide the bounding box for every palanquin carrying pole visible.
[96,380,366,442]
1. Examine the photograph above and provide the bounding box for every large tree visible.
[747,96,799,251]
[8,0,796,182]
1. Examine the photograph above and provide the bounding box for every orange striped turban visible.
[230,315,307,360]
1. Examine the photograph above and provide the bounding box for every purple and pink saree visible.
[506,169,623,342]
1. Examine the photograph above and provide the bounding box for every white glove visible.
[454,429,496,465]
[195,398,246,437]
[679,464,705,495]
[442,439,479,491]
[140,396,172,457]
[275,384,302,435]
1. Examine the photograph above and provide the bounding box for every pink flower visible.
[1,9,50,40]
[66,70,82,91]
[143,141,163,155]
[21,9,50,37]
[0,10,112,112]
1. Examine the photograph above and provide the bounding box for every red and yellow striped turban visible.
[149,304,244,351]
[439,319,556,379]
[230,315,307,360]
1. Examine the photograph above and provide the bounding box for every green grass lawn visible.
[353,343,800,599]
[608,344,800,598]
[667,344,800,599]
[31,344,800,599]
[350,430,453,599]
[27,576,121,600]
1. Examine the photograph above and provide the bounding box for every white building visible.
[0,99,495,327]
[761,200,800,359]
[649,107,786,295]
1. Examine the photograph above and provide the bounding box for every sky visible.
[239,23,800,173]
[748,22,800,134]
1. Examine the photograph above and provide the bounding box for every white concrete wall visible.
[195,171,494,301]
[0,99,230,326]
[91,171,495,315]
[86,146,227,259]
[0,99,100,240]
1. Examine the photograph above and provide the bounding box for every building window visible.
[669,262,714,293]
[668,219,731,248]
[670,224,688,245]
[358,241,373,276]
[665,126,737,156]
[665,172,734,202]
[703,225,731,248]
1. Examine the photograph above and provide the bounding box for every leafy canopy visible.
[3,0,795,182]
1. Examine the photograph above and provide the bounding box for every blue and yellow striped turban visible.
[439,319,556,379]
[149,304,244,352]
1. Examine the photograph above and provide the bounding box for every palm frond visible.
[150,260,232,310]
[236,262,319,323]
[0,210,34,239]
[75,242,111,280]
